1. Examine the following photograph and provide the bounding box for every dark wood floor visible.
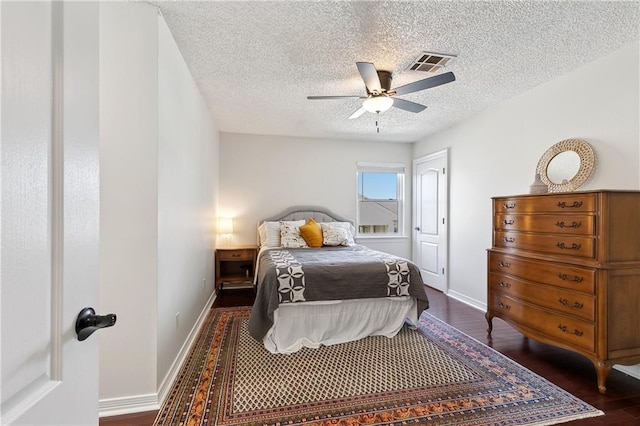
[100,287,640,425]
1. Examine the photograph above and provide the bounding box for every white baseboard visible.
[445,289,487,313]
[98,291,217,418]
[156,291,217,405]
[613,364,640,381]
[98,393,159,418]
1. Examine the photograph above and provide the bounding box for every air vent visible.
[408,52,456,73]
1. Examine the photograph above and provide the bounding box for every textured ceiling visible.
[148,1,639,143]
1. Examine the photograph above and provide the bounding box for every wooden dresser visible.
[486,190,640,393]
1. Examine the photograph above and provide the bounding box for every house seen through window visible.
[356,164,404,236]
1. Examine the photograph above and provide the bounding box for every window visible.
[356,163,404,237]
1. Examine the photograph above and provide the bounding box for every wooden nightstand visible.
[215,246,258,294]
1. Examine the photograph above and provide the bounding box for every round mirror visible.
[536,139,595,192]
[546,151,581,184]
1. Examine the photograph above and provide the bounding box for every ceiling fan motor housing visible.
[376,70,393,94]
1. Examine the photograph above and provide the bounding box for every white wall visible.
[99,2,159,402]
[99,3,219,414]
[219,133,413,258]
[414,41,639,309]
[157,14,219,393]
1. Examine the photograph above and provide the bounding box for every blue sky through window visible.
[358,172,397,200]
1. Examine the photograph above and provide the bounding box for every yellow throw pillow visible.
[299,217,323,248]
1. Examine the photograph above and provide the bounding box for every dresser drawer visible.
[489,272,595,321]
[489,292,595,352]
[495,231,595,258]
[495,193,596,214]
[494,214,595,235]
[488,252,595,294]
[217,249,255,260]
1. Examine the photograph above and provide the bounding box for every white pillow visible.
[320,222,355,245]
[321,225,349,246]
[258,221,282,248]
[258,222,266,246]
[280,220,307,248]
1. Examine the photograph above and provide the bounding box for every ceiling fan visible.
[307,62,456,119]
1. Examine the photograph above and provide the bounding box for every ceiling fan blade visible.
[391,98,427,113]
[391,71,455,96]
[348,107,367,120]
[307,95,362,100]
[356,62,382,94]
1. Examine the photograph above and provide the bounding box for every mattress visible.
[263,296,417,354]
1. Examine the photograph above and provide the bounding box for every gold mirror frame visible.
[536,139,595,192]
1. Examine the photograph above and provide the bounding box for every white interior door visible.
[412,150,448,292]
[1,2,103,424]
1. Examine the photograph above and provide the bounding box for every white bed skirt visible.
[263,296,417,354]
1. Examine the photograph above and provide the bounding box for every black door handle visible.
[75,307,116,341]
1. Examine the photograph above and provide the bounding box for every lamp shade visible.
[218,217,234,234]
[362,95,394,113]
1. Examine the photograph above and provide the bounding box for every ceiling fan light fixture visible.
[362,95,394,113]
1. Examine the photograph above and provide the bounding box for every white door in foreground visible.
[412,150,448,292]
[1,2,104,424]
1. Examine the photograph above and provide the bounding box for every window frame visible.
[355,162,405,239]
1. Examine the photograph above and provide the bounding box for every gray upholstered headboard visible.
[259,205,354,226]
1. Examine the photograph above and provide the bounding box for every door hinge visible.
[442,217,445,224]
[442,167,446,174]
[442,267,445,274]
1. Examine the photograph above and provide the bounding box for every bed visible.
[247,206,429,354]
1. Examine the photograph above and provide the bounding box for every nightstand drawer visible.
[218,249,254,260]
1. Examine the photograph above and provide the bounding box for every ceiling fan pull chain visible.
[376,112,380,133]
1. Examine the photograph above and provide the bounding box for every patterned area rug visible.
[154,307,603,425]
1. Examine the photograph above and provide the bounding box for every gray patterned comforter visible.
[248,245,429,341]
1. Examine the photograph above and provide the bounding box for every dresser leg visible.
[594,361,612,394]
[485,312,494,336]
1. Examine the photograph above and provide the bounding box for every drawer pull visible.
[558,273,584,282]
[502,237,516,243]
[498,301,511,311]
[502,219,514,225]
[498,280,511,288]
[558,324,584,337]
[558,298,584,309]
[231,254,241,257]
[556,242,581,250]
[498,261,511,268]
[503,203,516,210]
[557,201,583,209]
[555,221,582,229]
